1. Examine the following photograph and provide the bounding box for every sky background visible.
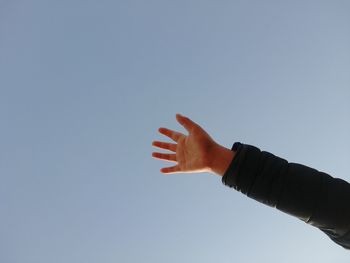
[1,0,350,262]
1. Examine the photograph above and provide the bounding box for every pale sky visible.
[0,0,349,262]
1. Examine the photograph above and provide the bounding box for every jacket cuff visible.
[221,142,243,189]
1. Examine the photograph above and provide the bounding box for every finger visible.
[152,152,177,162]
[158,127,184,142]
[160,165,181,174]
[152,141,177,152]
[176,113,198,132]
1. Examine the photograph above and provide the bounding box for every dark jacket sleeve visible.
[222,142,350,250]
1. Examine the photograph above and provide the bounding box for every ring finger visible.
[152,152,177,162]
[152,141,177,152]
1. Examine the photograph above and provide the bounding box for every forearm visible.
[222,142,350,249]
[208,143,235,176]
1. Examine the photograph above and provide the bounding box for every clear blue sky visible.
[1,0,349,262]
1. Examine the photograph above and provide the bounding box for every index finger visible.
[158,127,185,142]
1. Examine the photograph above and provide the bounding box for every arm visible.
[152,114,350,249]
[222,142,350,250]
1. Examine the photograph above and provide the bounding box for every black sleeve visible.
[222,142,350,250]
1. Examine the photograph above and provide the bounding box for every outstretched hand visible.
[152,114,235,175]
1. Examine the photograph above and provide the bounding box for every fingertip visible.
[176,114,185,125]
[152,152,159,158]
[176,113,186,120]
[160,167,171,174]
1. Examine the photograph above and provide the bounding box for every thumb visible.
[176,113,198,132]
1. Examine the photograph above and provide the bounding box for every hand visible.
[152,114,235,175]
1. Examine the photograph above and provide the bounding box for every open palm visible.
[152,114,218,174]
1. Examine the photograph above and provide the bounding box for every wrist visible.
[209,143,235,176]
